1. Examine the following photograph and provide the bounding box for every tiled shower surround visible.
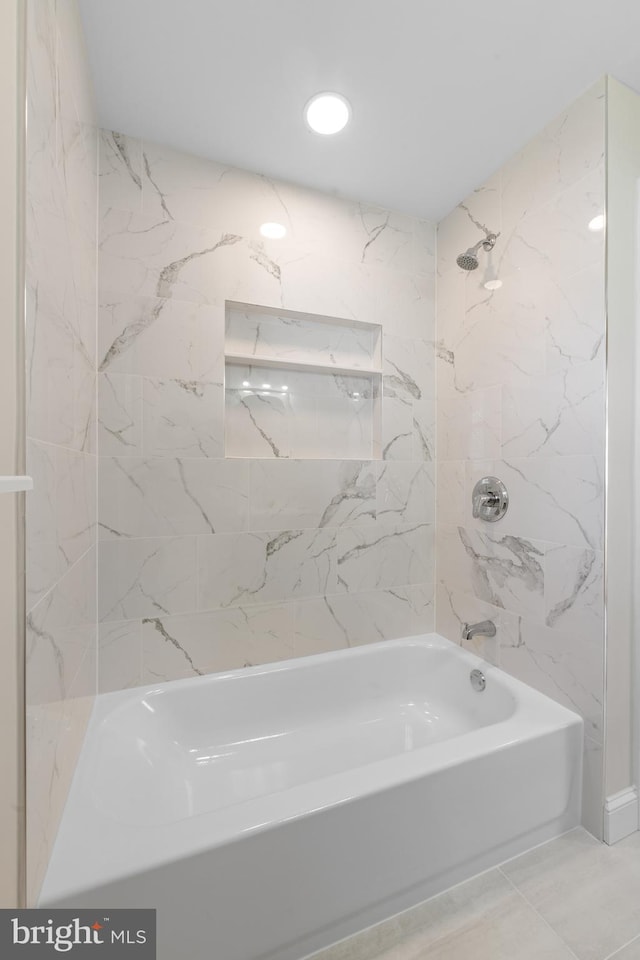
[435,80,606,835]
[24,16,609,901]
[25,0,98,901]
[96,131,437,690]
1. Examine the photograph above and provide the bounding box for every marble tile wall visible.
[25,0,98,900]
[435,80,606,836]
[97,130,436,692]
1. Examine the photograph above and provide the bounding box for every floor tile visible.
[500,828,640,960]
[608,936,640,960]
[309,868,574,960]
[307,915,402,960]
[376,889,574,960]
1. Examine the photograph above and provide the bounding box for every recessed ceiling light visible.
[305,93,351,135]
[260,222,287,239]
[262,383,271,389]
[242,381,250,387]
[588,214,605,232]
[281,385,288,391]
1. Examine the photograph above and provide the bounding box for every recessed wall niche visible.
[224,302,382,459]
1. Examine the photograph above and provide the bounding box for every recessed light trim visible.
[260,222,287,239]
[305,92,351,135]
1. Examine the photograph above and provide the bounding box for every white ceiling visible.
[79,0,640,221]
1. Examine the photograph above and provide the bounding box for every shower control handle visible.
[474,492,499,512]
[471,477,508,522]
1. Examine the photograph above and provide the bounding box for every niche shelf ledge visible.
[225,353,382,378]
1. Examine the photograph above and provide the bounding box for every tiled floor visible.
[308,829,640,960]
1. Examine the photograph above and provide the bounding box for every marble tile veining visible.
[96,123,436,694]
[99,456,249,539]
[142,378,224,458]
[225,303,379,370]
[98,537,197,621]
[294,584,434,658]
[197,528,339,610]
[249,460,377,531]
[337,522,434,593]
[140,603,295,681]
[436,80,606,836]
[26,0,99,903]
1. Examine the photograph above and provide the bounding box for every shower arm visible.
[471,232,498,254]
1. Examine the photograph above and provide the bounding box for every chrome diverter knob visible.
[471,476,508,522]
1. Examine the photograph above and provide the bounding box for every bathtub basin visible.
[40,634,583,960]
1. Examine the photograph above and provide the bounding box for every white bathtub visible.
[40,634,583,960]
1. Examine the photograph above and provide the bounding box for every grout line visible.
[602,932,640,960]
[311,830,594,960]
[26,541,97,616]
[497,866,582,960]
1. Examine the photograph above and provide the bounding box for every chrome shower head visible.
[456,233,498,272]
[456,250,480,271]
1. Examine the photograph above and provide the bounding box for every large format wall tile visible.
[501,363,605,460]
[97,129,437,687]
[293,584,434,657]
[98,620,142,693]
[435,79,606,836]
[26,692,93,906]
[99,294,224,380]
[485,457,603,552]
[375,461,435,524]
[99,457,249,538]
[460,456,604,552]
[26,440,96,608]
[99,130,143,216]
[197,529,339,610]
[337,522,434,593]
[544,545,604,636]
[141,378,224,457]
[99,537,197,621]
[27,546,97,707]
[138,135,436,278]
[248,460,377,531]
[499,619,603,742]
[140,604,296,682]
[26,0,99,901]
[500,82,605,227]
[501,168,604,281]
[437,523,546,622]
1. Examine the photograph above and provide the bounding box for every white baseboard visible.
[604,787,639,844]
